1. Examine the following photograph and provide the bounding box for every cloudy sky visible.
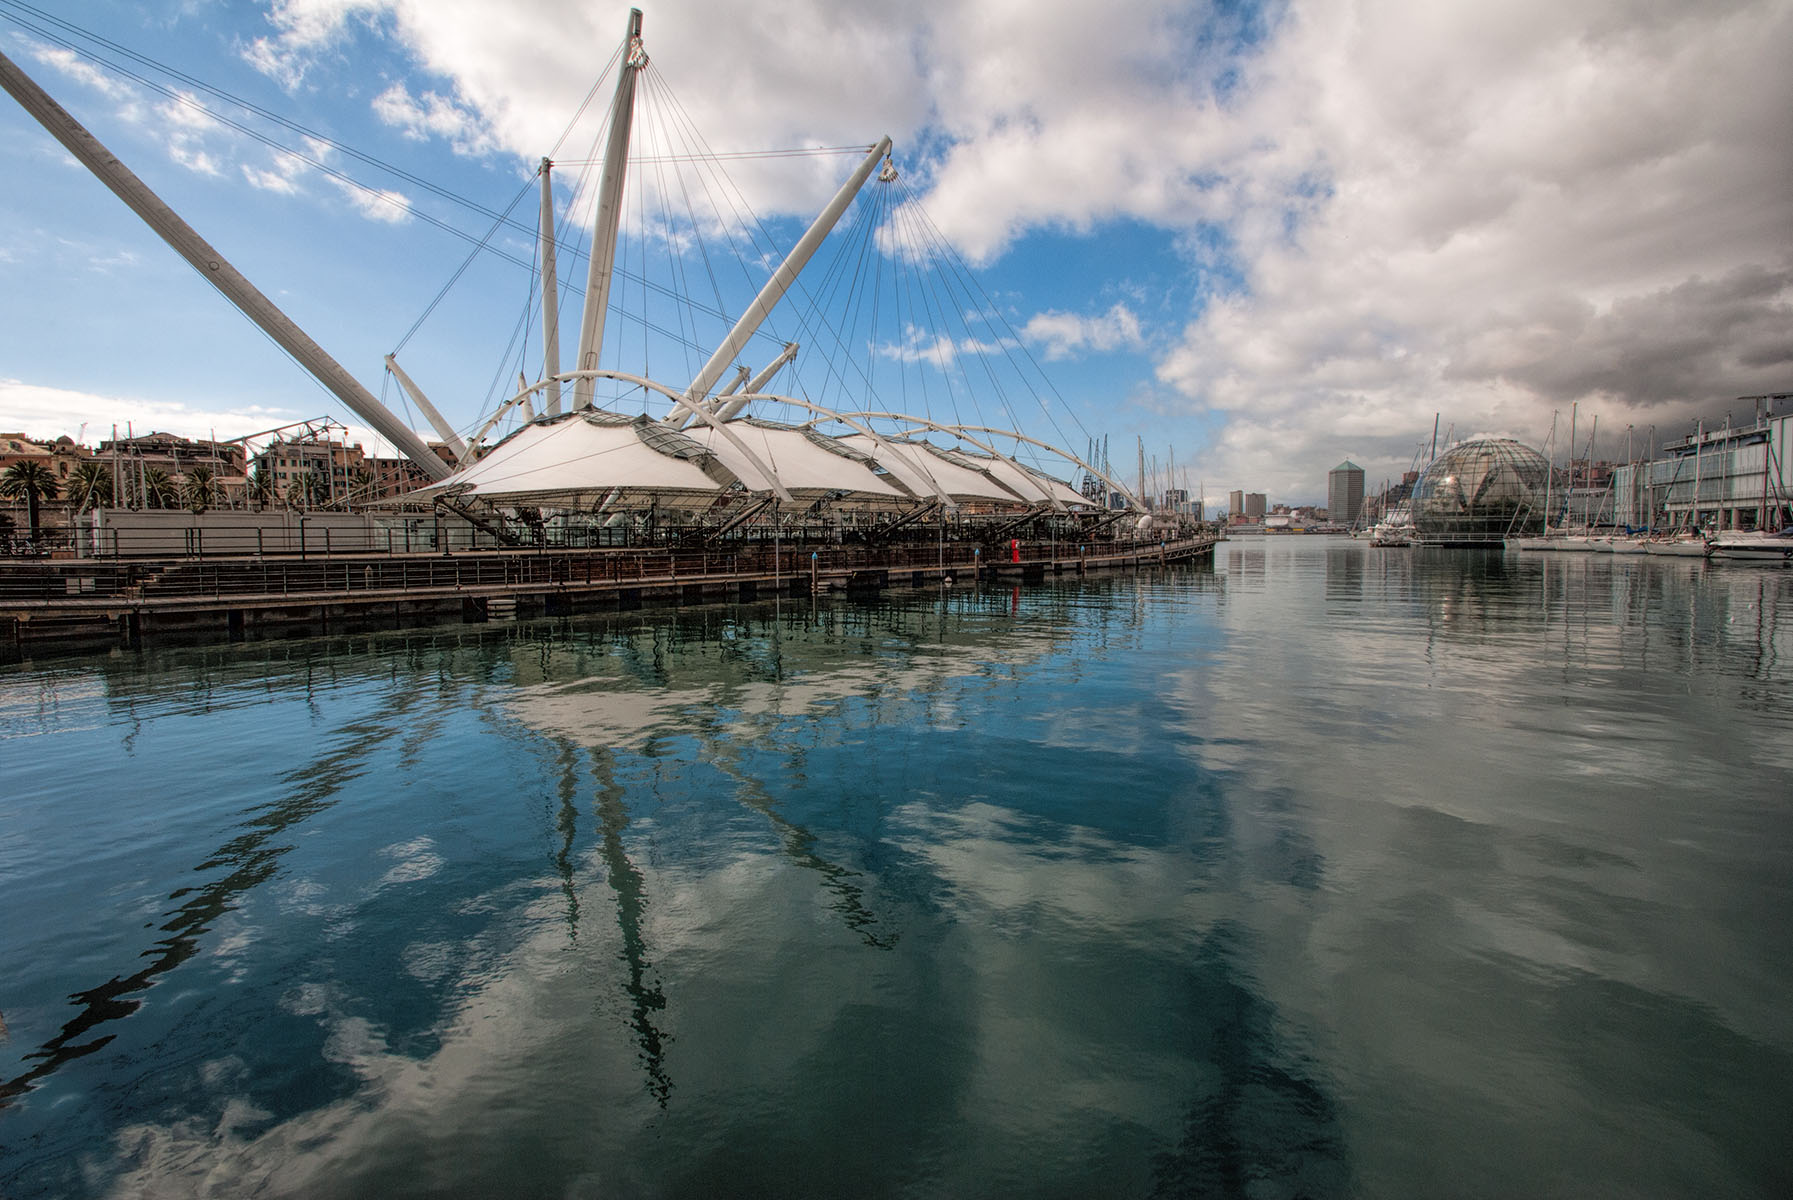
[0,0,1787,507]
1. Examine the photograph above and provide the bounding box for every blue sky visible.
[2,0,1788,508]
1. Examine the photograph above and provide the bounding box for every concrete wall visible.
[79,509,477,557]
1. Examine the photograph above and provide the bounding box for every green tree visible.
[184,465,217,513]
[286,470,328,510]
[141,466,179,509]
[0,459,62,541]
[248,465,275,510]
[66,460,114,511]
[351,465,377,508]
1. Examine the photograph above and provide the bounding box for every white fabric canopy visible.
[842,437,1030,505]
[684,419,911,501]
[944,450,1062,507]
[831,433,953,502]
[399,411,1097,516]
[407,413,725,509]
[1021,466,1092,509]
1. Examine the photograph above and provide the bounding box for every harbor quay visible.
[0,531,1221,659]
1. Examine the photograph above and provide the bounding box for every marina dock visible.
[0,533,1220,657]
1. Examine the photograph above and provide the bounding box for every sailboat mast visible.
[1693,420,1703,531]
[1541,411,1555,532]
[1583,415,1597,532]
[1646,424,1655,532]
[1568,402,1577,531]
[0,46,451,480]
[572,8,647,411]
[539,157,563,416]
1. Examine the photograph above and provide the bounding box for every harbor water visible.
[2,537,1789,1198]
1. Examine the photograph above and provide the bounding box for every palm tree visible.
[287,470,327,510]
[185,465,217,513]
[0,459,62,541]
[351,465,377,508]
[248,465,275,511]
[141,466,179,509]
[66,460,114,511]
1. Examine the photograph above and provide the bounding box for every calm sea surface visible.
[2,537,1790,1198]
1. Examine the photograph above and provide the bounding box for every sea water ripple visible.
[1,537,1789,1198]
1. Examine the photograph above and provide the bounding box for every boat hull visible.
[1707,532,1793,564]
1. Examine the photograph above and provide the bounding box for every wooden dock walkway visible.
[1,534,1221,657]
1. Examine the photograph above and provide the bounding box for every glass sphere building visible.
[1411,438,1549,546]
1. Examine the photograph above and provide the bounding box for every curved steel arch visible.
[705,392,958,507]
[818,410,1143,513]
[798,409,1057,509]
[942,422,1146,513]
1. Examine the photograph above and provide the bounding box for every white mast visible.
[1540,411,1555,533]
[539,157,563,417]
[670,137,893,423]
[384,354,467,461]
[0,46,452,480]
[713,343,801,422]
[1567,402,1577,532]
[1693,420,1704,531]
[571,8,647,411]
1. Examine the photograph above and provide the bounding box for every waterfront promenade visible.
[0,533,1220,657]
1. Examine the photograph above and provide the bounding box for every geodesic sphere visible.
[1411,438,1549,545]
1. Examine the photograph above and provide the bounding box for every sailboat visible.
[1369,503,1412,546]
[1596,425,1646,552]
[1553,407,1601,552]
[1645,420,1714,556]
[1511,411,1560,550]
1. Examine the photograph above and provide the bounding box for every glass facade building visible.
[1411,438,1549,546]
[1609,410,1791,532]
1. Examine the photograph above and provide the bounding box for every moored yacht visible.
[1707,528,1793,564]
[1643,533,1709,557]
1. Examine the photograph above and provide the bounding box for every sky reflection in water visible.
[1,540,1789,1198]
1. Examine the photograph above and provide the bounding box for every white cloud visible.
[1023,304,1145,360]
[0,380,426,461]
[240,0,381,88]
[0,379,293,444]
[27,40,147,128]
[371,82,496,156]
[242,148,309,193]
[873,325,1016,371]
[17,1,1792,503]
[875,328,959,371]
[242,0,931,214]
[86,248,142,272]
[1143,0,1793,499]
[332,179,412,224]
